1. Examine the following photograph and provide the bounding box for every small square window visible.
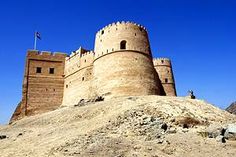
[49,68,54,74]
[36,67,42,73]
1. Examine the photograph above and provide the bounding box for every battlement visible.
[94,21,151,59]
[65,48,94,77]
[96,21,147,37]
[27,49,68,58]
[66,47,94,61]
[153,58,172,67]
[81,50,95,57]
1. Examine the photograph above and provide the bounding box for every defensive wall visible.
[62,47,95,106]
[10,21,177,123]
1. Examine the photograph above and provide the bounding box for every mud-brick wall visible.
[10,50,67,123]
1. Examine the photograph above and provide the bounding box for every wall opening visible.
[101,30,104,35]
[165,78,168,83]
[82,77,84,81]
[120,40,127,50]
[161,60,164,63]
[36,67,42,73]
[49,68,54,74]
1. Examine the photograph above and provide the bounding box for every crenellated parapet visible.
[27,49,67,58]
[64,47,94,77]
[153,58,172,67]
[94,21,151,59]
[96,21,147,36]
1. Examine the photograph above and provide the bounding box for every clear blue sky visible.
[0,0,235,124]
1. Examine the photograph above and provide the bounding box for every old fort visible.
[10,21,177,123]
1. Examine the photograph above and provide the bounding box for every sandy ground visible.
[0,95,235,157]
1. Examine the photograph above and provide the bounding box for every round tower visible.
[153,58,177,96]
[93,21,162,98]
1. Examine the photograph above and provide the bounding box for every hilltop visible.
[0,96,236,157]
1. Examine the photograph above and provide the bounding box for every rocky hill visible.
[226,102,236,115]
[0,96,236,157]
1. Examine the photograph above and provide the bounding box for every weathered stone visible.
[224,124,236,141]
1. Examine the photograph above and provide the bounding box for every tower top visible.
[96,21,147,36]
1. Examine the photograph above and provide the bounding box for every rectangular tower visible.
[10,50,67,123]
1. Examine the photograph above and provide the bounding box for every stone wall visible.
[93,22,161,98]
[62,48,94,106]
[153,58,177,96]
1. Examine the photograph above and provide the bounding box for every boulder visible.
[0,135,7,140]
[224,124,236,141]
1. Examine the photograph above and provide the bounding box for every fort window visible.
[85,59,86,63]
[101,30,104,35]
[36,67,42,73]
[161,60,164,63]
[49,68,54,74]
[66,85,68,88]
[139,27,143,31]
[120,40,127,50]
[82,77,84,81]
[112,48,114,51]
[165,78,168,83]
[107,49,108,53]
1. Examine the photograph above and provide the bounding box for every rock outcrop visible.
[226,101,236,114]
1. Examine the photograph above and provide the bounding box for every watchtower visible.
[153,58,177,96]
[10,50,67,122]
[93,21,162,98]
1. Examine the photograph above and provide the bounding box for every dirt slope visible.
[0,96,236,157]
